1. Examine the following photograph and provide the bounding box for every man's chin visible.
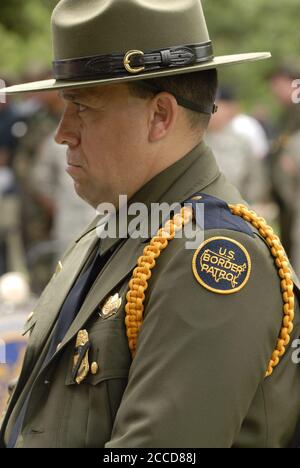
[73,182,97,208]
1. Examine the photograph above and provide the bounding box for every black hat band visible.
[53,42,214,81]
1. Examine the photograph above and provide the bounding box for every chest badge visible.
[100,293,122,319]
[72,330,91,385]
[192,237,251,295]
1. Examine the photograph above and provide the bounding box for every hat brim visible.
[1,52,271,95]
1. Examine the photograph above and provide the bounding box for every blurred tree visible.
[0,0,58,75]
[0,0,298,112]
[0,0,35,37]
[203,0,300,110]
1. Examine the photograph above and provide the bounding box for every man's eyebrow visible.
[60,90,102,105]
[60,91,83,101]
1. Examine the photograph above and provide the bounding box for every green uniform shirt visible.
[1,142,300,448]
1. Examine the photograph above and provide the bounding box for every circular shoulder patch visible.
[192,237,252,295]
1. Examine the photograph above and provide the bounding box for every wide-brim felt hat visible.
[1,0,271,96]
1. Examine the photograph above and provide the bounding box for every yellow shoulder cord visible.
[125,203,295,378]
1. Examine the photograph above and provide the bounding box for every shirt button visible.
[91,362,99,375]
[55,261,63,275]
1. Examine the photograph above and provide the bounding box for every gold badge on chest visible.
[72,330,91,385]
[99,293,122,319]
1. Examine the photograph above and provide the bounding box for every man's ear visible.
[148,92,179,143]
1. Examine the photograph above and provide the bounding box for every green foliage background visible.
[0,0,57,74]
[203,0,300,108]
[0,0,299,110]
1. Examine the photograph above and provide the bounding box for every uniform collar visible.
[27,140,221,370]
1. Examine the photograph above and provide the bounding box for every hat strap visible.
[138,81,218,115]
[53,42,214,81]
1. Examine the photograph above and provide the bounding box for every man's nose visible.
[55,107,80,147]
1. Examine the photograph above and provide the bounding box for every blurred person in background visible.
[206,87,270,208]
[0,186,26,277]
[11,77,64,292]
[269,65,300,257]
[0,92,21,163]
[29,133,95,291]
[0,273,37,417]
[270,65,300,137]
[13,71,63,250]
[271,131,300,276]
[0,83,27,276]
[230,110,270,162]
[252,104,277,143]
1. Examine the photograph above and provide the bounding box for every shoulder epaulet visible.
[125,195,295,379]
[185,193,255,238]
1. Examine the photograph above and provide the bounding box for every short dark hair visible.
[127,68,218,130]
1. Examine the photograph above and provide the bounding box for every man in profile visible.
[1,0,300,448]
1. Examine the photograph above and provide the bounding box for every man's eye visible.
[75,103,88,113]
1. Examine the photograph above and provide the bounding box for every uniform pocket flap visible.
[65,321,131,386]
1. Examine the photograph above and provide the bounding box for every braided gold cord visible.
[125,207,193,357]
[125,204,295,378]
[229,204,294,377]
